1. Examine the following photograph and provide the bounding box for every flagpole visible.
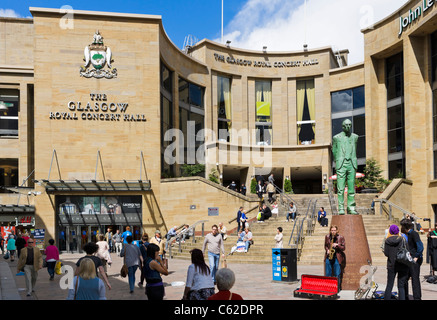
[221,0,224,43]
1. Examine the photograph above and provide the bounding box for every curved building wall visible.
[2,2,437,245]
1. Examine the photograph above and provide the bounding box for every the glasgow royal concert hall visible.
[1,0,437,252]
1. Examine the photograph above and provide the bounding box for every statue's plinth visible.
[329,215,372,291]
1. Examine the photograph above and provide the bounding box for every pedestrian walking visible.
[44,239,60,281]
[6,235,16,262]
[15,233,26,258]
[182,249,215,300]
[67,258,106,300]
[75,242,112,291]
[202,225,225,283]
[138,233,149,288]
[105,228,114,253]
[120,235,143,293]
[113,230,122,256]
[16,237,43,296]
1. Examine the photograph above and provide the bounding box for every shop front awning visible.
[34,179,151,192]
[0,205,35,213]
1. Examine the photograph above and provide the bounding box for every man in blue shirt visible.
[122,227,132,244]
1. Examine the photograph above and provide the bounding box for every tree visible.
[181,164,205,177]
[208,168,220,184]
[284,178,293,194]
[363,158,388,192]
[250,178,257,194]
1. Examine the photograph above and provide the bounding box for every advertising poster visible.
[56,195,142,225]
[1,226,16,247]
[32,228,45,251]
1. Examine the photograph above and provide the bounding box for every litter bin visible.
[272,248,297,282]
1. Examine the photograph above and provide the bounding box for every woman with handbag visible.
[44,239,59,280]
[67,258,106,300]
[383,224,409,300]
[120,235,143,294]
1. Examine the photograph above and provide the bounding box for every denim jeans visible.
[325,258,341,290]
[128,265,138,292]
[208,252,220,283]
[47,261,56,278]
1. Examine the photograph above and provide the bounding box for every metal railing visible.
[376,198,413,222]
[167,220,208,258]
[271,182,297,208]
[287,199,318,260]
[327,181,338,216]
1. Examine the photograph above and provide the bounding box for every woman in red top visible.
[208,268,243,300]
[44,239,60,280]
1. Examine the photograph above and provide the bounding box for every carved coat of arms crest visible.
[80,30,117,79]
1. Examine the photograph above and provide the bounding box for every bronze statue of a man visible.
[332,119,358,215]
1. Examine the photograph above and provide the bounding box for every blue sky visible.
[1,0,409,64]
[0,0,247,49]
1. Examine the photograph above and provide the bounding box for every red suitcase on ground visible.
[294,274,339,300]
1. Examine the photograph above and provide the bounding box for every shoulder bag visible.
[120,247,128,278]
[396,237,415,266]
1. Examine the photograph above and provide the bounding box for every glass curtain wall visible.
[386,52,405,179]
[179,78,205,172]
[297,79,315,145]
[255,80,272,145]
[432,31,437,179]
[217,76,232,142]
[160,62,174,178]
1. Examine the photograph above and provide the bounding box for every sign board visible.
[32,228,45,251]
[272,249,282,282]
[208,207,219,216]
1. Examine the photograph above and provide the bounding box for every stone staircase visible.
[168,193,427,266]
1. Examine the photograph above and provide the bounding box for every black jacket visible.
[384,235,404,270]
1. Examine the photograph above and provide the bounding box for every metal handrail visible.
[288,199,312,247]
[272,182,297,207]
[376,198,413,221]
[168,219,208,258]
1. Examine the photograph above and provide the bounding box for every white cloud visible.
[0,8,23,18]
[220,0,409,65]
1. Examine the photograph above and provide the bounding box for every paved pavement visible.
[0,251,436,301]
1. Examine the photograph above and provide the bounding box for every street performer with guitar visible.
[324,225,346,291]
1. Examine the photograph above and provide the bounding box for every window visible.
[432,32,437,178]
[161,95,174,178]
[160,63,174,178]
[160,63,172,93]
[386,52,405,179]
[297,79,315,145]
[431,31,437,82]
[255,80,272,145]
[0,89,19,137]
[217,76,232,142]
[386,53,404,101]
[179,78,205,169]
[331,85,366,164]
[0,159,18,193]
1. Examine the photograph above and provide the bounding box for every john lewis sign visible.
[399,0,436,36]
